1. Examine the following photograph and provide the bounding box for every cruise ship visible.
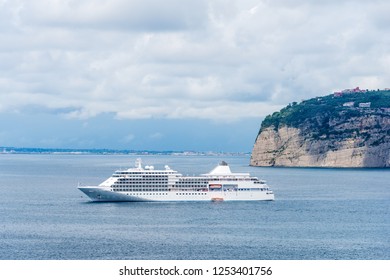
[78,159,274,202]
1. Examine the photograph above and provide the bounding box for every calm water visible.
[0,154,389,260]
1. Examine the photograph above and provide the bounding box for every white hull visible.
[79,186,274,202]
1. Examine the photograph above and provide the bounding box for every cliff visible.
[250,90,390,167]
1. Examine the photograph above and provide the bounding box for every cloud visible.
[0,0,389,122]
[18,0,208,32]
[122,133,135,143]
[149,132,163,139]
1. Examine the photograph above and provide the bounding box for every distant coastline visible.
[0,147,249,156]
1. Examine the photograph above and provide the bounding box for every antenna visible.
[135,158,142,169]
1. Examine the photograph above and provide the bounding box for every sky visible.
[0,0,389,152]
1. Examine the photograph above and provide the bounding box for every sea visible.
[0,154,388,260]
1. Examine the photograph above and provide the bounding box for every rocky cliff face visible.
[250,91,390,167]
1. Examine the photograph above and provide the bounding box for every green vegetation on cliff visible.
[261,89,390,132]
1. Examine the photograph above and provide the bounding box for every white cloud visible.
[0,0,389,121]
[122,133,135,143]
[17,0,208,32]
[149,132,163,139]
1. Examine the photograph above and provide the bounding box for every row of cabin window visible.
[208,178,255,181]
[177,181,208,184]
[114,182,168,186]
[116,172,172,175]
[176,193,207,196]
[238,188,268,191]
[114,187,168,192]
[117,178,168,182]
[124,193,169,196]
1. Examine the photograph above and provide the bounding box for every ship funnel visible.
[207,161,232,175]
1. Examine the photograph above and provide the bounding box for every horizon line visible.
[0,146,251,155]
